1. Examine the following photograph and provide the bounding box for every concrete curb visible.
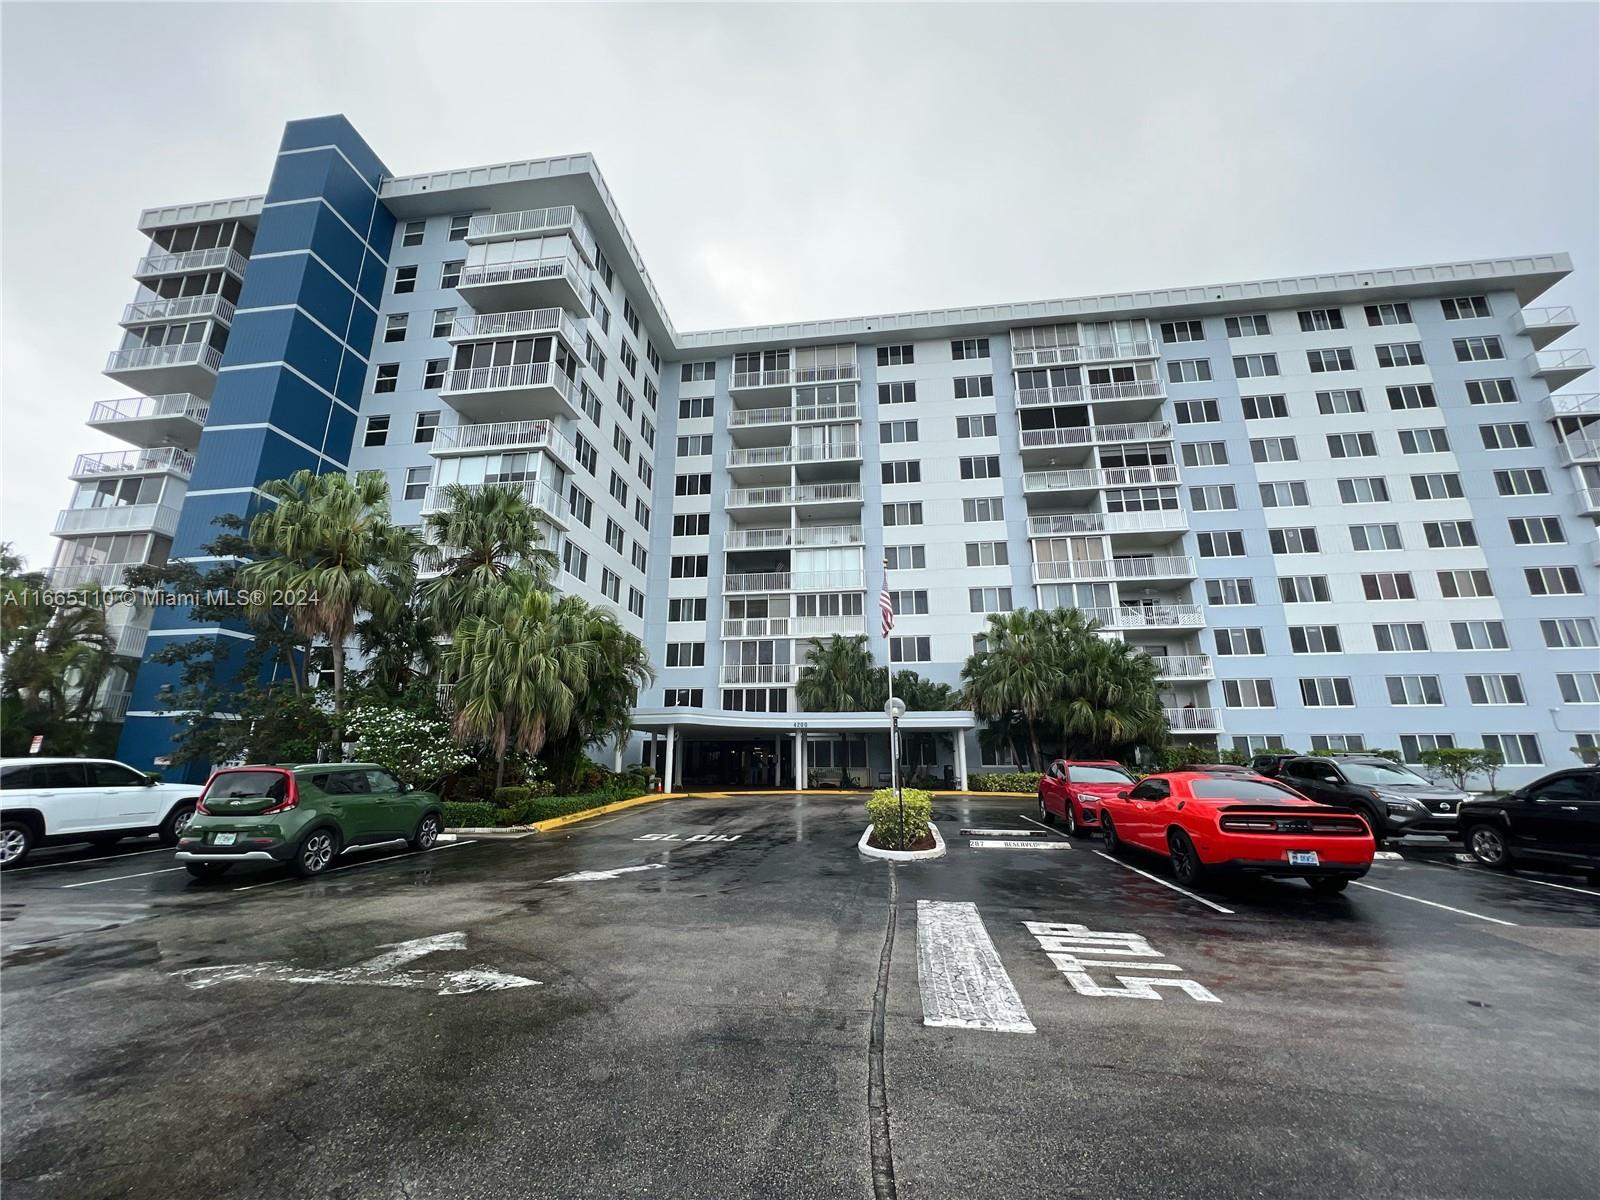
[858,821,947,861]
[528,791,689,833]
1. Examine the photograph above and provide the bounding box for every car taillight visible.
[195,773,216,815]
[259,774,299,815]
[1220,817,1278,831]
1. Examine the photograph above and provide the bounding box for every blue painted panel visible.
[279,115,389,187]
[237,252,367,341]
[355,246,389,311]
[265,150,378,238]
[226,308,345,396]
[331,352,368,410]
[253,198,367,285]
[208,366,336,448]
[323,401,358,463]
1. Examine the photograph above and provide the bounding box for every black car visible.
[1459,767,1600,873]
[1274,755,1468,842]
[1248,752,1300,778]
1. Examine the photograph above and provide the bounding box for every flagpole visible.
[882,557,903,842]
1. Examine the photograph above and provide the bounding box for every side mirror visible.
[144,774,160,786]
[1116,788,1132,800]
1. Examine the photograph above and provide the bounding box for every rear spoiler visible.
[1218,803,1360,816]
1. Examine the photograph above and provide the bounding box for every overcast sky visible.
[3,1,1596,571]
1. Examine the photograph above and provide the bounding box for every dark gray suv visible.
[1276,755,1468,842]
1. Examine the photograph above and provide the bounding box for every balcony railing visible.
[1011,339,1157,367]
[450,307,585,349]
[719,615,865,639]
[1149,655,1214,680]
[55,502,183,538]
[466,207,597,263]
[134,246,248,279]
[105,343,224,375]
[1560,431,1600,464]
[794,364,859,384]
[457,257,588,298]
[1069,604,1206,629]
[98,690,133,722]
[1542,393,1600,420]
[723,524,863,550]
[723,570,867,593]
[430,419,570,465]
[1514,306,1578,344]
[71,448,194,479]
[48,563,134,590]
[726,442,862,468]
[1028,510,1188,536]
[121,294,236,326]
[1164,706,1222,732]
[1024,465,1181,492]
[721,663,798,685]
[1528,348,1593,379]
[721,618,791,639]
[726,483,863,508]
[1019,421,1173,450]
[112,621,151,660]
[1580,487,1600,514]
[444,362,578,402]
[1032,555,1195,583]
[89,392,209,426]
[731,369,795,391]
[1014,380,1166,408]
[728,401,861,428]
[793,615,867,637]
[420,479,567,522]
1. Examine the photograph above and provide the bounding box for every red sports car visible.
[1098,770,1375,892]
[1037,760,1136,837]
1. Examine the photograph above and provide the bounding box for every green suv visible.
[175,763,444,880]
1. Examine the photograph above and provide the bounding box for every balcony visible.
[111,620,151,660]
[105,342,224,396]
[48,563,134,590]
[1011,339,1157,368]
[87,393,209,450]
[1527,348,1594,389]
[134,246,248,281]
[465,207,598,266]
[441,362,581,423]
[1071,604,1206,630]
[1031,555,1195,584]
[1014,380,1167,409]
[1542,393,1600,421]
[726,482,863,518]
[721,617,792,639]
[723,570,867,594]
[723,524,863,550]
[730,368,796,397]
[728,400,861,429]
[448,307,586,355]
[1512,305,1579,349]
[1580,488,1600,516]
[1029,510,1188,536]
[1560,430,1600,465]
[1165,706,1222,733]
[430,419,571,469]
[420,478,569,529]
[1023,464,1181,494]
[71,447,194,481]
[720,615,866,640]
[456,256,590,315]
[1149,655,1214,681]
[55,502,183,539]
[1018,421,1173,453]
[726,442,862,471]
[98,690,133,723]
[721,663,798,686]
[121,294,236,328]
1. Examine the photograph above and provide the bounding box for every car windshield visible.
[1188,778,1301,801]
[1069,766,1133,784]
[207,770,289,801]
[1337,761,1433,786]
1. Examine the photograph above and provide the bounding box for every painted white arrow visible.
[170,932,540,996]
[547,863,666,883]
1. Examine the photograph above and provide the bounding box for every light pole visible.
[885,695,907,846]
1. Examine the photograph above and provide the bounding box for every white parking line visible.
[915,900,1035,1033]
[1350,881,1517,926]
[1091,851,1235,915]
[230,839,478,892]
[6,846,171,873]
[60,867,187,889]
[1425,861,1600,900]
[1014,813,1071,840]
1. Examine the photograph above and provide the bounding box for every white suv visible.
[0,758,203,868]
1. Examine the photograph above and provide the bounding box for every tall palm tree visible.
[962,608,1057,770]
[419,483,557,634]
[356,560,440,696]
[796,634,881,784]
[1053,614,1167,757]
[241,469,419,727]
[539,598,654,791]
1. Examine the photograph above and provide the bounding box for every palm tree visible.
[419,483,558,634]
[796,634,881,785]
[891,670,960,778]
[356,560,440,696]
[1052,615,1167,757]
[962,608,1058,770]
[241,470,419,728]
[539,598,654,791]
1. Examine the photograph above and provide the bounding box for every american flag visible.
[879,577,895,638]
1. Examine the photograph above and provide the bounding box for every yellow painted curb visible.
[529,791,687,833]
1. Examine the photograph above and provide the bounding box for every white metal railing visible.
[721,663,797,685]
[1542,393,1599,419]
[99,691,133,722]
[1029,510,1188,536]
[457,257,588,297]
[105,343,224,375]
[723,570,867,593]
[89,392,209,425]
[466,207,597,263]
[1071,604,1206,629]
[731,369,795,390]
[430,420,570,465]
[1032,555,1194,582]
[72,448,194,478]
[1024,465,1181,492]
[450,307,585,348]
[48,563,133,590]
[723,524,863,550]
[1518,306,1576,328]
[721,618,792,639]
[794,364,859,384]
[135,246,248,278]
[727,442,861,468]
[113,622,151,659]
[420,479,568,521]
[728,401,862,428]
[121,294,235,326]
[726,483,863,507]
[792,614,867,637]
[1011,339,1157,367]
[444,362,578,403]
[55,502,183,537]
[1020,421,1173,449]
[1165,706,1222,731]
[1014,379,1166,407]
[1560,431,1600,463]
[1149,655,1214,680]
[1529,348,1593,374]
[1581,488,1600,512]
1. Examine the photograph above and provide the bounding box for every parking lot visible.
[3,792,1597,1200]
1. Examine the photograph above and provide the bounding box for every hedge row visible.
[442,778,651,829]
[967,771,1044,793]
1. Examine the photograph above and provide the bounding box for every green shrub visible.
[968,771,1044,793]
[866,787,933,850]
[494,786,532,809]
[441,801,496,829]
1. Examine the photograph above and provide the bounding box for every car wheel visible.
[1,821,33,869]
[293,828,338,877]
[1360,805,1386,848]
[1101,813,1122,856]
[185,863,231,881]
[1308,876,1349,894]
[1037,795,1054,825]
[1168,830,1205,886]
[158,803,196,846]
[1063,801,1079,837]
[410,811,441,852]
[1465,823,1511,869]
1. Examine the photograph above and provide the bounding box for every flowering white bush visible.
[345,704,473,788]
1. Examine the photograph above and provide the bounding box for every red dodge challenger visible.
[1098,770,1375,893]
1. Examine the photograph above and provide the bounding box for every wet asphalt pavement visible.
[2,793,1597,1200]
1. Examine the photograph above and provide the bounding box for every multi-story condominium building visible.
[57,116,1597,788]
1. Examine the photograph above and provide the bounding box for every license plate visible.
[213,832,237,846]
[1288,850,1319,866]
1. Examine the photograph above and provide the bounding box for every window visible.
[880,420,918,444]
[672,513,710,537]
[384,313,408,343]
[663,689,703,708]
[620,343,639,379]
[1410,473,1464,501]
[443,213,469,242]
[413,411,439,443]
[616,382,636,418]
[1350,523,1403,552]
[1365,302,1412,326]
[1399,427,1450,455]
[1215,628,1266,656]
[1161,320,1205,342]
[1374,623,1428,652]
[665,643,705,668]
[1424,519,1477,547]
[1526,566,1582,596]
[969,587,1013,613]
[1466,378,1517,405]
[675,473,712,497]
[1441,296,1491,320]
[567,486,592,527]
[1205,578,1255,605]
[1175,398,1220,424]
[1298,308,1344,331]
[1241,393,1288,420]
[1386,384,1437,410]
[628,588,646,619]
[1438,569,1493,598]
[1453,336,1504,362]
[1197,530,1245,557]
[879,381,917,405]
[1289,625,1342,654]
[600,568,621,603]
[1316,389,1365,415]
[585,336,607,378]
[956,414,997,438]
[677,434,713,458]
[1338,477,1389,504]
[1226,314,1270,338]
[1480,423,1534,450]
[401,467,429,502]
[669,598,707,621]
[1557,673,1600,704]
[679,396,714,419]
[1384,676,1442,706]
[393,265,418,295]
[963,497,1004,522]
[363,415,389,447]
[1361,572,1415,600]
[951,337,991,360]
[960,455,1001,480]
[1222,678,1276,708]
[1250,436,1298,463]
[440,260,463,289]
[882,460,922,485]
[1307,348,1355,373]
[1543,617,1599,647]
[965,541,1009,567]
[1233,353,1279,377]
[604,519,625,554]
[1327,432,1377,458]
[401,220,425,247]
[883,502,923,526]
[594,250,614,290]
[1167,358,1212,383]
[374,363,399,394]
[580,384,602,427]
[1399,734,1456,762]
[1280,575,1331,603]
[562,541,588,582]
[423,358,447,389]
[612,425,632,464]
[889,636,932,663]
[1311,734,1367,753]
[642,385,658,417]
[1192,484,1240,511]
[681,361,716,382]
[670,555,708,579]
[1257,481,1306,508]
[876,344,914,366]
[1375,342,1424,368]
[1495,468,1549,496]
[1480,734,1542,766]
[608,471,628,506]
[1269,527,1320,555]
[1299,678,1350,704]
[573,433,597,475]
[953,375,995,399]
[430,308,455,339]
[622,297,641,337]
[1452,620,1508,650]
[1509,516,1564,545]
[1467,675,1526,705]
[885,545,926,570]
[1182,441,1228,466]
[632,533,652,567]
